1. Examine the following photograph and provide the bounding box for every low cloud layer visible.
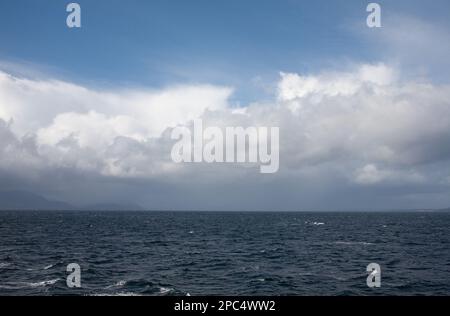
[1,63,450,210]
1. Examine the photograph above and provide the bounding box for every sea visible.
[0,211,449,296]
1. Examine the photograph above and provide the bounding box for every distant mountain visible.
[0,191,74,210]
[0,191,144,211]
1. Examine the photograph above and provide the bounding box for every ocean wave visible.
[305,221,325,226]
[89,292,142,296]
[115,292,143,296]
[107,278,175,295]
[0,278,60,289]
[159,287,174,294]
[0,262,10,269]
[29,279,61,287]
[105,280,127,289]
[333,241,374,246]
[43,261,65,270]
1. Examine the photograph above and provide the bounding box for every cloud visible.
[278,63,396,104]
[353,164,425,185]
[0,71,232,139]
[0,119,44,178]
[1,62,450,210]
[0,70,233,177]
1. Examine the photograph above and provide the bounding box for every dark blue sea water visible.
[0,211,449,296]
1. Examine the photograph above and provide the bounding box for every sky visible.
[1,0,450,210]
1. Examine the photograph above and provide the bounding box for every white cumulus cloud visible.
[1,63,450,209]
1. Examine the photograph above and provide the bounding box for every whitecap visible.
[29,278,60,287]
[116,280,126,287]
[115,292,142,296]
[105,280,127,289]
[159,287,173,294]
[0,278,60,289]
[89,292,142,296]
